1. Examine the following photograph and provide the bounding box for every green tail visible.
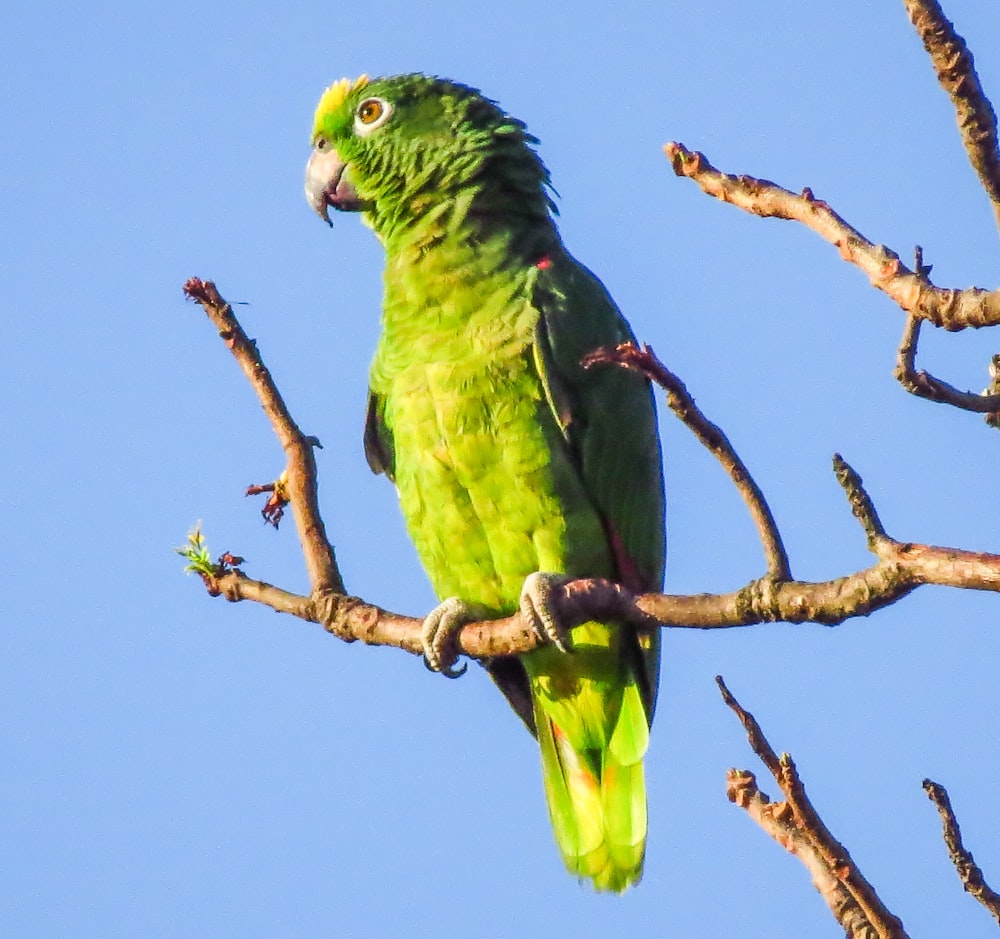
[527,629,651,892]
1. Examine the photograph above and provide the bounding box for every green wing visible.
[529,250,665,716]
[524,248,665,889]
[364,389,394,481]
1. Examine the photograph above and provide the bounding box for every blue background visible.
[4,2,999,935]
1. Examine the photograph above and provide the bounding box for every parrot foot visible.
[520,572,573,653]
[420,597,478,678]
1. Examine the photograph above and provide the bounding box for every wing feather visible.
[529,251,665,718]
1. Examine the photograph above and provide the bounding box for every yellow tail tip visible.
[567,843,644,893]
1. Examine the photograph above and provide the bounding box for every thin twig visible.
[183,278,344,595]
[895,314,1000,413]
[903,0,1000,235]
[720,677,910,939]
[923,779,1000,926]
[664,143,1000,330]
[582,342,791,580]
[833,454,887,546]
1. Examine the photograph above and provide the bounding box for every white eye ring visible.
[354,97,393,136]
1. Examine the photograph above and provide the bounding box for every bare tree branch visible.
[183,278,344,596]
[720,677,910,939]
[663,142,1000,331]
[923,779,1000,926]
[895,312,1000,414]
[583,342,790,579]
[182,279,1000,665]
[892,247,1000,420]
[196,523,1000,657]
[903,0,1000,235]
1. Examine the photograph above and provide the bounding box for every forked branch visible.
[720,677,909,939]
[895,312,1000,419]
[182,281,1000,665]
[183,278,343,595]
[666,3,1000,420]
[664,142,1000,331]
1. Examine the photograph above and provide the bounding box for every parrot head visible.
[305,73,555,235]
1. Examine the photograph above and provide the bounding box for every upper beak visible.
[305,147,367,225]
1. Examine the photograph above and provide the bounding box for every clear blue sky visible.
[4,1,1000,935]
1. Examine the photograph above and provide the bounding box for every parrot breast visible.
[371,249,613,612]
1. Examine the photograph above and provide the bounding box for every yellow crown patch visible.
[315,74,370,122]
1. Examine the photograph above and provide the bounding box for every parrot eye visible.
[354,97,392,136]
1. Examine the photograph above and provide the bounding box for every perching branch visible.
[664,142,1000,332]
[923,779,1000,926]
[903,0,1000,235]
[720,677,909,939]
[182,280,1000,665]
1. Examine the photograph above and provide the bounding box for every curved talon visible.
[520,572,573,653]
[420,596,477,677]
[423,656,468,679]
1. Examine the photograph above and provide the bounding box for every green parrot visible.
[305,74,665,891]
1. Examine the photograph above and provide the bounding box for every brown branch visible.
[832,453,886,546]
[184,279,1000,663]
[196,517,1000,659]
[895,312,1000,415]
[923,779,1000,925]
[720,677,909,939]
[664,142,1000,331]
[199,569,651,657]
[582,341,790,580]
[903,0,1000,235]
[183,278,344,595]
[894,247,1000,417]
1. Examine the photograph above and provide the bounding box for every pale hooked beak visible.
[305,147,369,225]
